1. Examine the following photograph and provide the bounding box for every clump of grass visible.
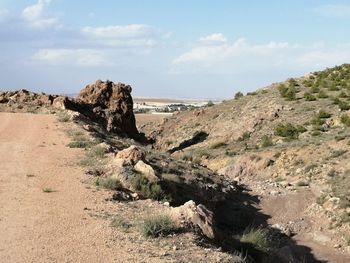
[330,149,347,158]
[91,146,107,158]
[237,131,251,142]
[304,92,317,101]
[317,90,328,98]
[139,215,176,238]
[42,187,54,193]
[56,111,70,122]
[296,181,309,187]
[131,174,169,201]
[240,227,270,253]
[95,177,122,191]
[66,129,95,149]
[261,135,274,148]
[316,194,327,205]
[341,114,350,126]
[110,216,130,231]
[339,100,350,111]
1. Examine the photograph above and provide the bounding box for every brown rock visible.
[116,145,145,165]
[133,160,158,182]
[170,200,221,240]
[77,80,138,135]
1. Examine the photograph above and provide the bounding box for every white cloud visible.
[199,33,227,44]
[173,35,291,65]
[172,34,350,74]
[22,0,59,29]
[32,48,109,66]
[82,24,156,39]
[315,4,350,17]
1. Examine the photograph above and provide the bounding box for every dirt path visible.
[0,112,130,263]
[259,189,350,262]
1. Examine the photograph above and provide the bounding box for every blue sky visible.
[1,1,350,98]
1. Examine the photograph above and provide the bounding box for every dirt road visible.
[0,112,128,263]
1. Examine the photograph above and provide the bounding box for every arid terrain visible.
[1,65,350,262]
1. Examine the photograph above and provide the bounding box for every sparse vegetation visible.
[139,215,176,238]
[278,83,296,101]
[42,187,54,193]
[237,132,250,142]
[261,135,273,147]
[110,216,130,231]
[341,114,350,126]
[95,176,122,191]
[131,174,169,201]
[234,91,244,100]
[304,92,316,101]
[240,227,270,253]
[275,123,303,140]
[56,111,70,122]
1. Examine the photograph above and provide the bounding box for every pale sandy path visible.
[0,112,128,263]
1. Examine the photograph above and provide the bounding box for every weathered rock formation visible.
[0,80,139,138]
[76,80,138,135]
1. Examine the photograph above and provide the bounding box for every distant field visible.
[135,113,172,126]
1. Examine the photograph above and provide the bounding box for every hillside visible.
[1,67,350,262]
[140,64,350,260]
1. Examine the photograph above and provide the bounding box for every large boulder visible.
[76,80,138,135]
[170,200,221,240]
[115,145,146,165]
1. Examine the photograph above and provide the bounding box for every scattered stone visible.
[133,160,159,182]
[116,145,146,165]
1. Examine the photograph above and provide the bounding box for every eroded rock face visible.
[77,80,138,135]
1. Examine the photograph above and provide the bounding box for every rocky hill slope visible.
[140,64,350,259]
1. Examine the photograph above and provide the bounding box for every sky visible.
[0,1,350,99]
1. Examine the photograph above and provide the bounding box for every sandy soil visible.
[0,112,233,263]
[0,112,132,263]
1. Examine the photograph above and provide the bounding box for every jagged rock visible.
[133,160,158,182]
[52,96,70,109]
[116,145,145,165]
[77,80,138,135]
[170,200,221,240]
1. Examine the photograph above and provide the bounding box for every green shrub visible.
[234,91,244,100]
[237,132,250,141]
[247,91,258,96]
[261,135,274,148]
[275,123,300,139]
[310,86,320,93]
[91,146,107,158]
[131,174,169,201]
[318,90,328,98]
[304,92,316,101]
[278,84,296,101]
[341,114,350,126]
[96,177,122,191]
[240,227,270,253]
[317,110,331,118]
[206,100,214,107]
[110,216,130,231]
[57,112,70,122]
[339,100,350,111]
[339,91,348,98]
[139,215,176,238]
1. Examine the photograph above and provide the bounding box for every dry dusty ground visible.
[0,112,232,263]
[135,113,172,126]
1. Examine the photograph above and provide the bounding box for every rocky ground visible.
[2,66,350,262]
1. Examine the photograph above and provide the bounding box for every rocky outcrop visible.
[76,80,138,135]
[0,80,140,138]
[115,145,146,165]
[0,90,56,106]
[170,200,221,240]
